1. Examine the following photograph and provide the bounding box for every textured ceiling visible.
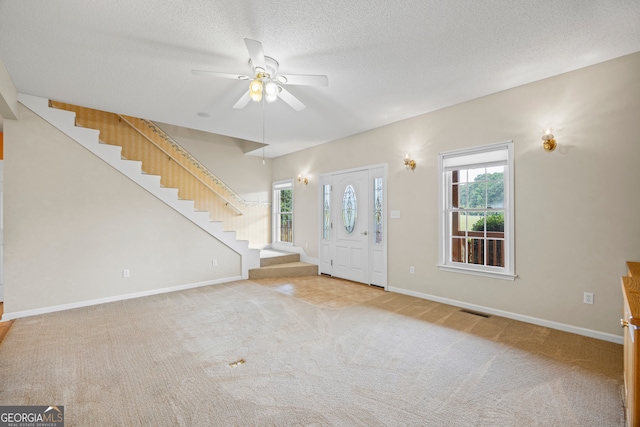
[0,1,639,157]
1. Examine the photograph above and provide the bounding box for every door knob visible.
[361,231,368,236]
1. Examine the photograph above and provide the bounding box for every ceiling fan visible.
[192,38,328,112]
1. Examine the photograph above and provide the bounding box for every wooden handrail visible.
[126,116,264,207]
[117,115,245,216]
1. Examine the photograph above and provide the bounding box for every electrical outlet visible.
[123,269,130,278]
[211,260,218,267]
[409,266,415,274]
[583,292,594,305]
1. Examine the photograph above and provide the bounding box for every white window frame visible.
[273,179,294,245]
[438,141,515,280]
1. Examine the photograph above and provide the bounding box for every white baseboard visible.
[1,276,241,322]
[388,286,624,345]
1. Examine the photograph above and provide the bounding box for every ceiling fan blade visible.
[232,90,251,109]
[244,38,266,71]
[279,74,328,87]
[192,70,249,80]
[278,87,306,111]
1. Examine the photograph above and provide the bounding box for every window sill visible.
[438,265,516,281]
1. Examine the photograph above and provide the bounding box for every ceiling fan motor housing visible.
[249,56,279,80]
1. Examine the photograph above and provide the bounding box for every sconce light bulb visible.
[403,154,416,170]
[297,174,309,185]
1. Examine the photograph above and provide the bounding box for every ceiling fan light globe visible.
[264,81,279,96]
[265,94,278,103]
[250,91,262,102]
[249,79,263,94]
[249,78,263,102]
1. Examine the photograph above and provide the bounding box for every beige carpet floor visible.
[0,280,625,426]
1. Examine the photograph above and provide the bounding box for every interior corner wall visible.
[273,52,640,339]
[0,56,18,120]
[3,105,241,316]
[155,123,272,204]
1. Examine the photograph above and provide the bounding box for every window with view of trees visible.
[273,180,293,244]
[439,142,515,279]
[452,167,505,267]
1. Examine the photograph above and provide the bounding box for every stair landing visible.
[248,250,318,279]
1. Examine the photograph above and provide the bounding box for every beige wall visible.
[3,105,241,316]
[273,52,640,339]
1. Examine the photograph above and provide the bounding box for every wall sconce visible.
[404,154,416,170]
[298,174,309,185]
[542,128,557,152]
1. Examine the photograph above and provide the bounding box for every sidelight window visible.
[374,177,383,244]
[323,184,331,240]
[273,180,293,244]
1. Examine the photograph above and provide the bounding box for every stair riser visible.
[260,253,300,267]
[249,265,318,280]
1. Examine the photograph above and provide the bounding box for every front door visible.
[331,170,369,284]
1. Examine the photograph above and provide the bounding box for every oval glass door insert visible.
[342,184,357,234]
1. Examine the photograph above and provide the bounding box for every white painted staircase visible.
[18,94,260,278]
